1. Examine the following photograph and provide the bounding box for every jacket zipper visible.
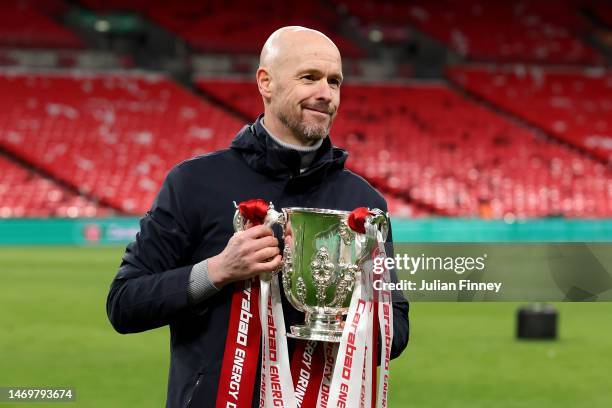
[185,374,202,408]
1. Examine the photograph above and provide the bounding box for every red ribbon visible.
[348,207,372,234]
[238,199,270,226]
[215,279,262,408]
[290,341,325,408]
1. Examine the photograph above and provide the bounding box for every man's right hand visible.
[207,225,282,288]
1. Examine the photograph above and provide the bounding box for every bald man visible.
[255,26,342,146]
[107,26,409,408]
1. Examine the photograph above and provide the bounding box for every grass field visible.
[1,246,611,407]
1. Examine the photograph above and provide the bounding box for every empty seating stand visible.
[77,0,364,58]
[0,1,83,49]
[0,71,245,215]
[2,70,609,219]
[447,65,612,162]
[0,155,107,217]
[353,0,602,64]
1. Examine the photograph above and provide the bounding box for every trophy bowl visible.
[279,207,387,342]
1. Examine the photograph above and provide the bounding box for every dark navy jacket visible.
[106,117,409,407]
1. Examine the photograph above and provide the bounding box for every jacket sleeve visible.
[386,222,410,359]
[106,165,204,334]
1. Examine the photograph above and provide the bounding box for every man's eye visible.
[329,79,341,87]
[301,75,315,81]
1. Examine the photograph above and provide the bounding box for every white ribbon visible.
[371,227,393,408]
[259,277,296,407]
[361,300,374,408]
[326,282,370,408]
[316,342,338,408]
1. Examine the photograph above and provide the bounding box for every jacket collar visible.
[230,114,348,183]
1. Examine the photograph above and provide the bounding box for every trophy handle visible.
[233,202,285,232]
[364,208,389,241]
[264,204,286,230]
[233,209,248,233]
[233,202,285,281]
[264,205,286,280]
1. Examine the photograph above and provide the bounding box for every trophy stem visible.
[287,311,345,342]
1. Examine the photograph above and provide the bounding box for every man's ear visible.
[256,67,273,100]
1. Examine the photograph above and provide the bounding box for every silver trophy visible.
[234,205,388,342]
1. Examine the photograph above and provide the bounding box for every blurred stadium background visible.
[0,0,611,406]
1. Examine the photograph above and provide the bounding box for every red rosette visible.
[237,199,270,226]
[348,207,372,234]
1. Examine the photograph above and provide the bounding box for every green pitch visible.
[0,247,611,407]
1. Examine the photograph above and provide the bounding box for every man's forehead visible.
[278,45,342,74]
[290,55,343,76]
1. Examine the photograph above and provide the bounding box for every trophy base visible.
[287,312,344,343]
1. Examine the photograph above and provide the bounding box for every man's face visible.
[269,43,342,143]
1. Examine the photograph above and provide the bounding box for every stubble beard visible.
[277,107,332,143]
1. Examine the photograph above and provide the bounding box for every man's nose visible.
[314,79,333,102]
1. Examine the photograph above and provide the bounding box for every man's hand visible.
[207,225,282,288]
